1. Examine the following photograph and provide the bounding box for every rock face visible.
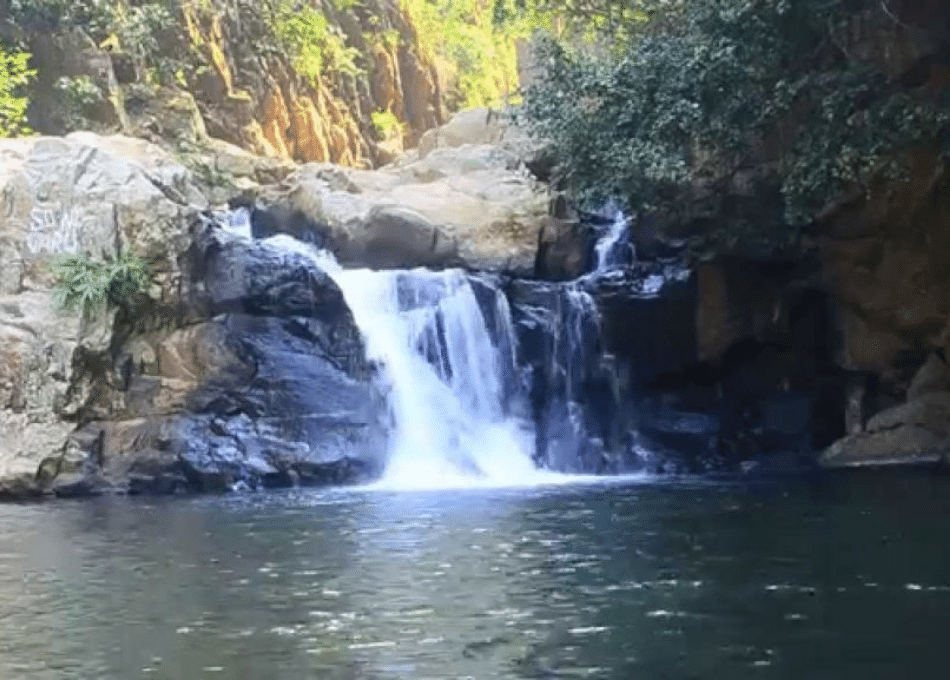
[0,133,203,498]
[18,0,516,169]
[0,133,386,499]
[255,109,586,278]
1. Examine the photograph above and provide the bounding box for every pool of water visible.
[2,473,949,679]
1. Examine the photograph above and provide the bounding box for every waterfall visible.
[220,206,253,239]
[592,206,631,274]
[245,200,648,486]
[264,235,557,489]
[530,203,640,471]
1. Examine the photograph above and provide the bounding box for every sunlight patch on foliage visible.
[0,49,35,137]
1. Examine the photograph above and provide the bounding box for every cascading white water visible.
[593,206,631,274]
[264,235,558,489]
[220,206,253,239]
[334,268,541,489]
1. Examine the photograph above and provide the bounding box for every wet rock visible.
[907,353,950,401]
[70,306,385,494]
[198,225,351,319]
[821,427,947,468]
[0,474,45,501]
[506,279,627,472]
[49,472,114,499]
[821,392,950,468]
[594,264,697,386]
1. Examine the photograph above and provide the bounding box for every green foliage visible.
[51,251,151,315]
[113,3,178,83]
[377,29,401,52]
[492,0,667,43]
[271,0,360,84]
[175,147,236,189]
[371,110,402,140]
[11,1,180,83]
[55,76,102,108]
[521,0,950,257]
[0,48,35,137]
[401,0,522,109]
[53,75,103,129]
[9,0,115,35]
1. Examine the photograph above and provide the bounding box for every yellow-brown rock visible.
[19,0,501,169]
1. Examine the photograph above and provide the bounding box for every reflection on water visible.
[2,474,950,679]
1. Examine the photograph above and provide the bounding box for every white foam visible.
[265,235,580,489]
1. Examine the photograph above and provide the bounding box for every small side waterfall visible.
[220,206,253,239]
[592,205,632,274]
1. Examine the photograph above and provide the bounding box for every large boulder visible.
[820,392,950,468]
[71,314,385,495]
[416,108,506,156]
[0,133,206,495]
[257,111,585,277]
[58,223,386,495]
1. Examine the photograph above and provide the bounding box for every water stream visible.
[256,203,642,488]
[265,236,572,489]
[592,206,631,274]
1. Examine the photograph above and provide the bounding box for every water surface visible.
[2,473,949,679]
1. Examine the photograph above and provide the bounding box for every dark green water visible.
[2,474,949,679]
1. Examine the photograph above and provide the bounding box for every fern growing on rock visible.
[51,251,151,315]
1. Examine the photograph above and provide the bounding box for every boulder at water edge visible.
[821,392,950,468]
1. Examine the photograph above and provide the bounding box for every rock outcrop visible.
[255,109,585,278]
[0,132,203,497]
[821,392,950,469]
[65,222,386,497]
[0,131,389,500]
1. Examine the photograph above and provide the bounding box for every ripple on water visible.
[2,477,950,679]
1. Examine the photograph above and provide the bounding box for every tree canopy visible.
[517,0,950,256]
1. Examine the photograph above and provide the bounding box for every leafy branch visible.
[51,251,152,315]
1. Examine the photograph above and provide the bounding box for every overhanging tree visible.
[518,0,950,256]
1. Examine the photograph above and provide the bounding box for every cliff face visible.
[12,0,517,168]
